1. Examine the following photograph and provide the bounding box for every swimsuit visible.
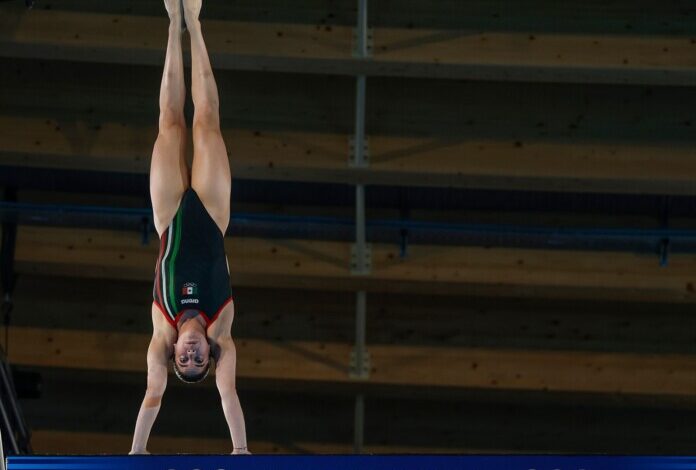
[153,188,233,328]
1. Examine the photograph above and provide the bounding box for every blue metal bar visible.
[3,201,696,243]
[8,455,696,470]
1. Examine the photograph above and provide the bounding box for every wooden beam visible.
[29,430,476,455]
[3,115,696,194]
[12,274,696,359]
[22,368,696,454]
[3,57,696,196]
[17,0,696,38]
[22,360,696,454]
[13,226,696,302]
[8,325,696,398]
[9,274,696,408]
[1,8,695,85]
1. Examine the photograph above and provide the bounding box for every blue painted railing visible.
[1,201,695,263]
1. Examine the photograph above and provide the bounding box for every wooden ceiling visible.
[0,0,695,454]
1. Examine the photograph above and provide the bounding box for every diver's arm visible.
[130,334,170,455]
[215,336,250,454]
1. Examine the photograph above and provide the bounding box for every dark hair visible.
[172,359,211,384]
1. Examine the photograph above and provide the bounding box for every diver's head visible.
[172,314,211,383]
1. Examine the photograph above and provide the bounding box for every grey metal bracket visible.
[350,243,372,274]
[348,136,370,168]
[349,349,371,379]
[352,27,374,58]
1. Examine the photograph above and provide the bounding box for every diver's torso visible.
[153,188,233,327]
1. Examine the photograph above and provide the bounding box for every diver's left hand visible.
[129,449,150,455]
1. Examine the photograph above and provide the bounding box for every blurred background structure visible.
[0,0,695,454]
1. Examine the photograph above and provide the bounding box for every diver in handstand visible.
[130,0,249,455]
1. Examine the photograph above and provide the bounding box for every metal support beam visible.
[349,291,370,379]
[350,0,371,275]
[351,186,371,275]
[348,77,369,168]
[353,393,365,454]
[0,428,5,470]
[349,0,370,168]
[354,0,370,58]
[0,399,17,456]
[350,0,370,455]
[0,188,30,456]
[0,362,29,454]
[350,0,370,371]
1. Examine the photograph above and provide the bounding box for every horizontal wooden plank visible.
[3,115,696,194]
[1,8,695,85]
[4,58,696,196]
[24,0,696,38]
[11,274,696,357]
[9,273,696,409]
[30,430,477,454]
[22,367,696,453]
[13,225,696,302]
[4,57,695,143]
[8,326,696,398]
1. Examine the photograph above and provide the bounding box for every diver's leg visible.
[150,0,189,237]
[185,0,231,236]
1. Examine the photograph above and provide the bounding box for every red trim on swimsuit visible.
[206,296,234,326]
[162,296,233,331]
[153,300,177,329]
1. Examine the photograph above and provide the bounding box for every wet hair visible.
[173,359,211,384]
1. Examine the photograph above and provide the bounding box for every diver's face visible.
[174,329,210,374]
